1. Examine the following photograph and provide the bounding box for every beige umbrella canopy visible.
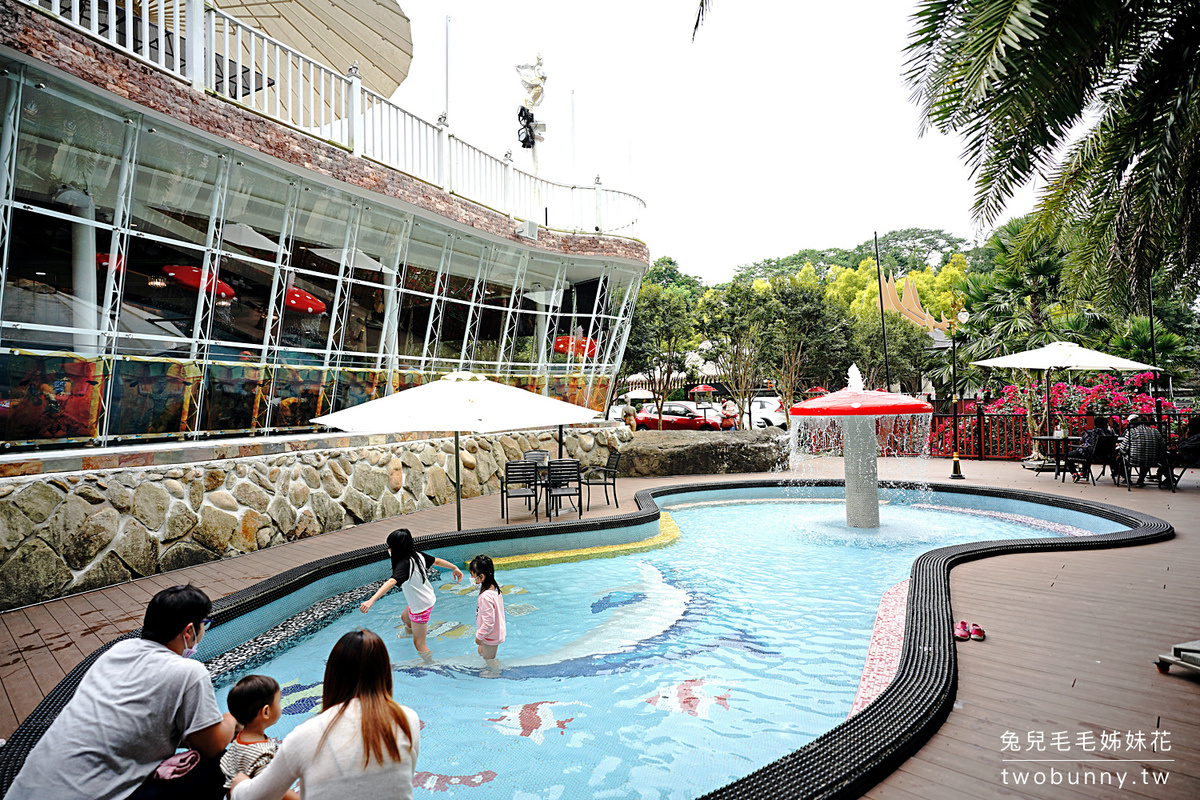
[209,0,413,96]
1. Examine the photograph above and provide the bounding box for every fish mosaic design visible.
[591,591,646,614]
[428,621,471,640]
[499,585,527,595]
[645,679,730,718]
[279,679,323,717]
[487,701,585,744]
[413,770,497,792]
[438,583,479,596]
[506,603,537,616]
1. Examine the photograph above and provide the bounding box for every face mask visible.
[181,627,198,659]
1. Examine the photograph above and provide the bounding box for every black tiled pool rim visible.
[0,479,1173,800]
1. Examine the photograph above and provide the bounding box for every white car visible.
[741,396,787,429]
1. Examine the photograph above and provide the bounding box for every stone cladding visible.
[0,2,648,265]
[0,425,628,611]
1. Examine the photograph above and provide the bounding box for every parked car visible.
[635,400,724,431]
[741,396,787,429]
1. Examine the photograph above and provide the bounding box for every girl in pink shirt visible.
[469,555,506,677]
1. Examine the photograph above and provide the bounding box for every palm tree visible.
[906,1,1200,314]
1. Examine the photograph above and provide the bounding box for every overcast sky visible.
[390,1,1039,284]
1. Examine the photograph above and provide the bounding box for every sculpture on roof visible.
[879,272,951,331]
[516,56,547,109]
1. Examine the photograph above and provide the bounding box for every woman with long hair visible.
[229,629,419,800]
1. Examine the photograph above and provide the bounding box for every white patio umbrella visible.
[617,389,655,401]
[312,371,600,529]
[972,341,1160,445]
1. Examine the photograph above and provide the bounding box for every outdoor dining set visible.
[500,450,621,523]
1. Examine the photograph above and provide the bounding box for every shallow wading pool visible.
[197,485,1128,799]
[0,480,1170,800]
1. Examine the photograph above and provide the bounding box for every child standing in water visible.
[360,529,462,661]
[470,555,506,677]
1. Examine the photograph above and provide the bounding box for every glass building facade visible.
[0,58,644,449]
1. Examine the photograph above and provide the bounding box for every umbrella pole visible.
[454,430,462,531]
[558,424,564,459]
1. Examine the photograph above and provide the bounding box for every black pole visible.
[874,232,892,389]
[454,430,462,531]
[1147,272,1163,426]
[949,328,964,479]
[557,423,564,459]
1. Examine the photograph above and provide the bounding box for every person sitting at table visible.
[1120,414,1168,487]
[1171,416,1200,468]
[1067,417,1116,482]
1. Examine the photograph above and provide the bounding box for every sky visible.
[389,1,1040,284]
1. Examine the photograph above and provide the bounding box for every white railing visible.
[207,8,352,146]
[20,0,646,236]
[360,88,442,185]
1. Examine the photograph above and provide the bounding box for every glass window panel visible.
[109,357,203,436]
[0,352,106,442]
[116,235,206,350]
[351,205,409,285]
[2,208,113,354]
[330,368,384,412]
[268,366,333,429]
[221,160,290,261]
[483,246,522,307]
[201,360,267,433]
[433,299,470,359]
[278,272,336,353]
[131,127,221,248]
[404,220,448,296]
[338,280,386,355]
[290,185,354,278]
[395,290,430,358]
[207,256,275,351]
[442,237,483,302]
[468,306,505,366]
[14,76,128,222]
[504,310,540,365]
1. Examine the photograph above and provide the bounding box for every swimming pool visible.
[205,487,1129,799]
[0,479,1172,800]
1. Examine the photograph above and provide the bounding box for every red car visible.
[635,401,724,431]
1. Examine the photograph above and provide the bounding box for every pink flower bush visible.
[983,372,1192,416]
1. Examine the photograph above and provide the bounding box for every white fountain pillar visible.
[843,415,880,528]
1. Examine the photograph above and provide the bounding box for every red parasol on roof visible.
[789,388,932,417]
[162,265,235,299]
[286,286,327,315]
[689,384,718,393]
[553,335,597,358]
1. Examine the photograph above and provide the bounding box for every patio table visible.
[1032,435,1081,481]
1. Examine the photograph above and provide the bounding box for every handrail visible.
[18,0,645,236]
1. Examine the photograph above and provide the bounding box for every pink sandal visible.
[953,620,970,641]
[969,623,986,641]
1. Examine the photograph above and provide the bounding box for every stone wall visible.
[619,429,787,477]
[0,427,628,611]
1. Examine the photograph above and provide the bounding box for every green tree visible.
[628,284,694,428]
[906,0,1200,312]
[695,281,769,422]
[762,274,856,410]
[645,256,706,306]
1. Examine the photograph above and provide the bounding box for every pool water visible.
[213,500,1069,799]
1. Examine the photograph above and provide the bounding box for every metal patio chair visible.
[501,460,540,523]
[582,451,621,510]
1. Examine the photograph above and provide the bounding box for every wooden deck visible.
[2,458,1198,799]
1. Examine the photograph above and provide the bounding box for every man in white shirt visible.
[4,585,236,800]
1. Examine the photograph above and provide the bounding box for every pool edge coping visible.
[0,479,1174,800]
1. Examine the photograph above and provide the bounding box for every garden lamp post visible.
[950,309,970,479]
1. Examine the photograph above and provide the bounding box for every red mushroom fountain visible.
[789,366,932,528]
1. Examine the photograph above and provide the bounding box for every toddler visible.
[220,675,299,800]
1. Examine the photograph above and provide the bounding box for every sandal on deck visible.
[969,623,986,641]
[954,620,970,641]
